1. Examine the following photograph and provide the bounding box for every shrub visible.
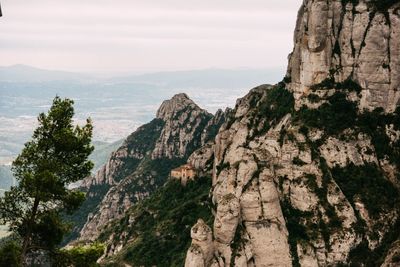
[252,84,294,136]
[0,240,22,267]
[53,243,104,267]
[295,92,357,135]
[331,164,399,219]
[293,157,306,166]
[100,176,213,267]
[280,199,312,267]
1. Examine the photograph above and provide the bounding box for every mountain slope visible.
[67,93,226,243]
[65,1,400,266]
[182,1,400,266]
[98,176,213,267]
[184,83,399,266]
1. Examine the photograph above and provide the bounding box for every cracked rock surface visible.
[287,0,400,112]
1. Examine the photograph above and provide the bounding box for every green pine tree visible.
[0,96,94,266]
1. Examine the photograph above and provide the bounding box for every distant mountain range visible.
[0,64,92,82]
[0,64,283,88]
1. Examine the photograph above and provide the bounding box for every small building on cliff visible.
[170,164,196,185]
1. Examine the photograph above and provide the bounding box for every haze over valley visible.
[0,64,280,191]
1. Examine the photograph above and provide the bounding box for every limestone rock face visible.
[80,127,155,190]
[319,133,378,168]
[214,194,240,246]
[287,0,400,112]
[184,83,399,266]
[152,93,213,159]
[185,219,215,267]
[187,109,230,175]
[181,1,400,266]
[67,119,165,242]
[188,142,215,174]
[77,94,221,242]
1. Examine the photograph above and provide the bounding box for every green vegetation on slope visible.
[244,83,295,140]
[296,92,358,136]
[296,85,400,168]
[332,163,399,219]
[54,243,105,267]
[63,119,165,244]
[0,239,22,267]
[280,199,311,267]
[99,176,213,267]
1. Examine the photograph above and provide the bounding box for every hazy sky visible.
[0,0,300,73]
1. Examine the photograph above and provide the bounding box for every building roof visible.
[171,164,194,172]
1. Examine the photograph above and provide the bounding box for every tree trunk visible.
[20,197,40,266]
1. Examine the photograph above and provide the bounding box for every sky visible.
[0,0,300,73]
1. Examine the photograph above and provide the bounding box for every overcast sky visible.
[0,0,300,73]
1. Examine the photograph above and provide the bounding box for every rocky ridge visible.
[183,0,400,266]
[71,93,225,242]
[185,83,400,266]
[65,1,400,266]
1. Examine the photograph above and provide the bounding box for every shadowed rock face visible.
[287,0,400,112]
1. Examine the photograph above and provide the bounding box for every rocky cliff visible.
[185,84,400,266]
[287,0,400,112]
[69,93,225,242]
[65,1,400,265]
[183,0,400,266]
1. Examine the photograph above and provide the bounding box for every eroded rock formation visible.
[185,81,400,266]
[76,94,224,241]
[287,0,400,112]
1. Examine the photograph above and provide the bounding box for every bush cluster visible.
[99,176,213,267]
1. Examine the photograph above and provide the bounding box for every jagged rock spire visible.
[156,93,207,121]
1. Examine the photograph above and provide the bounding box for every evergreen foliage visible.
[0,97,94,265]
[331,163,399,219]
[53,243,104,267]
[0,239,22,267]
[296,92,358,135]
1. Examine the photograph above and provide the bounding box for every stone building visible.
[170,164,196,185]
